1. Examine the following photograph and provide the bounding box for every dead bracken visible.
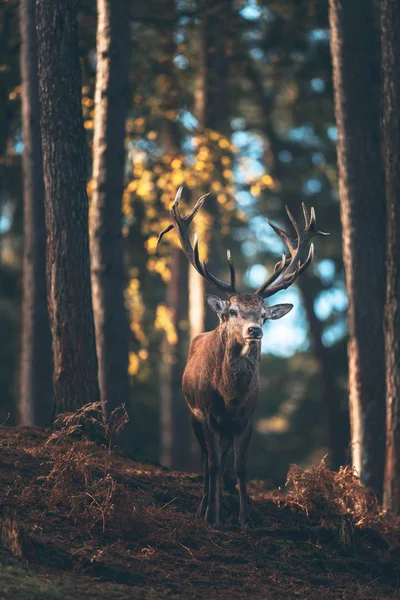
[0,419,399,600]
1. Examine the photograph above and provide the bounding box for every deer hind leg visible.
[191,417,208,517]
[203,419,222,527]
[234,420,252,527]
[220,436,235,493]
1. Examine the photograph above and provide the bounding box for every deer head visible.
[158,186,329,343]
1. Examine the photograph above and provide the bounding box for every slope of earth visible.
[0,426,399,600]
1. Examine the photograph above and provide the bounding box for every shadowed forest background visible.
[0,0,399,512]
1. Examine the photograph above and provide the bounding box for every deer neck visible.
[215,326,260,400]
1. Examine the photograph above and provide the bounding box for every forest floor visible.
[0,425,399,600]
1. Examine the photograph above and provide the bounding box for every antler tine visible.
[265,217,295,254]
[302,202,310,228]
[227,249,236,291]
[285,205,301,239]
[255,253,289,295]
[298,243,314,274]
[157,187,237,295]
[256,204,328,299]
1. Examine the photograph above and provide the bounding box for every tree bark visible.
[298,276,348,469]
[160,247,190,468]
[190,0,232,341]
[36,0,100,416]
[91,0,133,451]
[158,0,191,470]
[19,0,53,425]
[381,0,400,514]
[329,0,386,495]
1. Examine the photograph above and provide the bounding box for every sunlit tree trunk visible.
[19,0,53,425]
[381,0,400,514]
[36,0,99,416]
[91,0,133,451]
[191,0,232,340]
[159,0,191,470]
[329,0,386,495]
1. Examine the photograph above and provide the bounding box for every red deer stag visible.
[158,187,328,527]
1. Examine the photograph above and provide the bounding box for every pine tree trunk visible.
[161,247,190,468]
[36,0,99,416]
[329,0,386,495]
[158,0,191,470]
[298,276,349,469]
[381,0,400,514]
[189,0,232,342]
[91,0,133,451]
[19,0,53,425]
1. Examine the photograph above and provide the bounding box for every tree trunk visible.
[91,0,133,451]
[19,0,53,425]
[298,276,349,469]
[329,0,386,496]
[190,0,232,341]
[158,0,191,470]
[36,0,100,416]
[161,247,190,468]
[381,0,400,514]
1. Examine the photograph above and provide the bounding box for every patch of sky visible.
[181,110,198,131]
[317,259,335,283]
[311,78,325,93]
[327,126,338,141]
[237,191,254,208]
[178,16,191,26]
[249,215,285,253]
[173,54,189,70]
[312,152,325,165]
[240,0,273,22]
[308,29,330,43]
[262,288,308,357]
[287,124,318,146]
[173,31,185,44]
[0,204,13,233]
[245,264,268,288]
[314,285,348,321]
[303,178,322,195]
[250,48,264,61]
[232,130,251,148]
[278,150,293,163]
[241,240,258,257]
[317,258,336,283]
[322,319,347,346]
[15,141,23,155]
[231,117,246,131]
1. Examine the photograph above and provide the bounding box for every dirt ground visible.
[0,426,399,600]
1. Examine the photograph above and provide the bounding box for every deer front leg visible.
[203,420,222,527]
[191,417,209,517]
[234,420,252,527]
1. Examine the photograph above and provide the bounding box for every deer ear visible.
[206,294,228,315]
[264,303,293,320]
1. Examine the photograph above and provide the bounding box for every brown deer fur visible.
[157,189,327,527]
[183,293,292,526]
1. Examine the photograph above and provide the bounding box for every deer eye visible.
[261,313,266,320]
[229,309,237,317]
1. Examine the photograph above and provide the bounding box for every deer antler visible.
[157,186,237,294]
[255,203,329,299]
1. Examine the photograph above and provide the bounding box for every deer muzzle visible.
[246,326,263,340]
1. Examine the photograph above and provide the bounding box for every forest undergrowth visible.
[0,406,399,599]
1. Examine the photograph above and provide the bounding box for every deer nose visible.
[248,326,263,339]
